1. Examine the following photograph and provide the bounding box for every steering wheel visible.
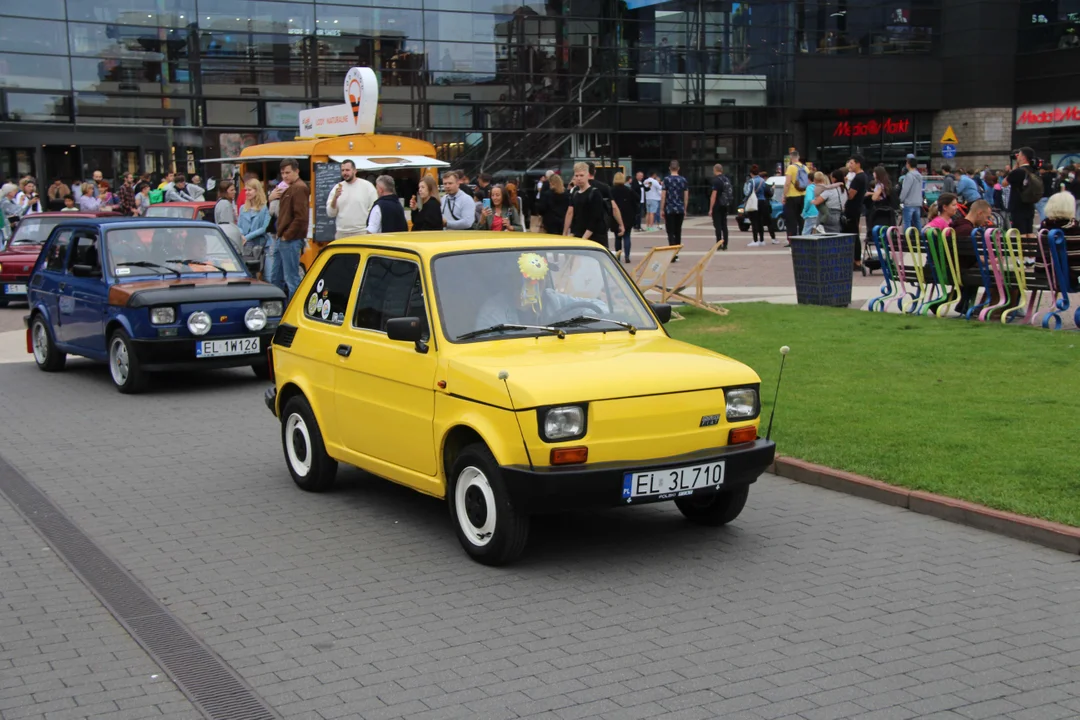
[550,301,605,323]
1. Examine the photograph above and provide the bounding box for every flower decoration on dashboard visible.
[517,252,549,316]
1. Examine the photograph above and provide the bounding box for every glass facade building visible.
[0,0,990,205]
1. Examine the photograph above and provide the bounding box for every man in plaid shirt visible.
[117,173,137,216]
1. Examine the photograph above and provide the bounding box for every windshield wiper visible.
[166,258,229,277]
[550,315,637,334]
[115,261,181,278]
[456,323,566,341]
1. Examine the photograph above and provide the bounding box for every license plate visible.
[4,284,27,295]
[622,461,725,503]
[195,337,260,358]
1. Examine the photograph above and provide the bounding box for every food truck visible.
[203,67,449,272]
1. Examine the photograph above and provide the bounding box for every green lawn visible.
[669,303,1080,527]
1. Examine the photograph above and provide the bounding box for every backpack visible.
[575,186,616,234]
[149,188,164,204]
[595,187,618,233]
[888,182,901,210]
[794,164,810,191]
[719,176,733,207]
[763,181,774,200]
[1020,168,1044,204]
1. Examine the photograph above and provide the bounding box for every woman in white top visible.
[214,180,238,224]
[15,181,43,215]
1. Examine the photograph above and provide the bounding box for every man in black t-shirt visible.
[845,154,869,267]
[708,164,730,250]
[564,162,607,245]
[1004,147,1037,234]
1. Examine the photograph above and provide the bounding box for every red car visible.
[0,212,120,307]
[144,202,217,221]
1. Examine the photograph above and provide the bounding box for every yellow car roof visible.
[328,232,605,257]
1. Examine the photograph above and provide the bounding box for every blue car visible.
[25,218,286,393]
[735,176,786,233]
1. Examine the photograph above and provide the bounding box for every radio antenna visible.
[765,346,790,442]
[499,371,534,470]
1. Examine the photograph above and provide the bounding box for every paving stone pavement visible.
[1,355,1080,720]
[0,489,201,720]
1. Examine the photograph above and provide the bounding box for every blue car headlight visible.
[260,300,284,317]
[244,307,267,332]
[150,307,175,325]
[187,311,212,336]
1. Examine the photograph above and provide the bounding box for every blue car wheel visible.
[31,315,66,372]
[108,329,146,394]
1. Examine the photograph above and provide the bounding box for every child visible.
[61,194,78,212]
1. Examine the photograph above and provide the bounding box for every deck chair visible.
[632,244,681,296]
[631,244,684,319]
[660,241,729,315]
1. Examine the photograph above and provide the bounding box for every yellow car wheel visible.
[281,396,337,492]
[448,443,529,566]
[674,485,749,526]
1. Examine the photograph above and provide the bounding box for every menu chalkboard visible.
[312,161,341,242]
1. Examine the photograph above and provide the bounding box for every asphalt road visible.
[1,352,1079,720]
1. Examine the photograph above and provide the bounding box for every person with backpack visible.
[564,162,608,246]
[708,163,731,250]
[1002,147,1040,234]
[782,149,808,246]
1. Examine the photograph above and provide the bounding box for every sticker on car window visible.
[307,293,318,315]
[316,278,325,293]
[117,267,131,275]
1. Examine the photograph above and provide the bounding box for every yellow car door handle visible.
[336,344,352,357]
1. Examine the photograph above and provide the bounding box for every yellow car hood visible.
[445,333,761,408]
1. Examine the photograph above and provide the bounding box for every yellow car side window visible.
[303,253,360,326]
[353,257,429,340]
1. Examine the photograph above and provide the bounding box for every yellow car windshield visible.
[432,247,657,342]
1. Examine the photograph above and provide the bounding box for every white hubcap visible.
[285,413,312,476]
[455,466,496,547]
[109,337,129,385]
[32,322,49,365]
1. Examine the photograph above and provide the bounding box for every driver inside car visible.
[471,251,609,333]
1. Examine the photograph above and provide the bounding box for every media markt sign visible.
[298,67,379,137]
[1015,102,1080,129]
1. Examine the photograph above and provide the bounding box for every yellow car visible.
[264,232,775,565]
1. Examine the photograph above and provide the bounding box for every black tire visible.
[251,362,271,380]
[108,329,146,394]
[281,395,337,492]
[30,315,66,372]
[675,485,750,527]
[447,443,529,566]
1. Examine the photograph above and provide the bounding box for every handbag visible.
[744,185,759,213]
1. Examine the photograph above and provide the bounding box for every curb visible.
[769,456,1080,556]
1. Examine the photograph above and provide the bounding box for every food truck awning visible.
[200,155,310,163]
[329,155,449,170]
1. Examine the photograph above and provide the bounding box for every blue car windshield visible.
[106,227,243,278]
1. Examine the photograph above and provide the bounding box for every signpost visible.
[939,125,958,159]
